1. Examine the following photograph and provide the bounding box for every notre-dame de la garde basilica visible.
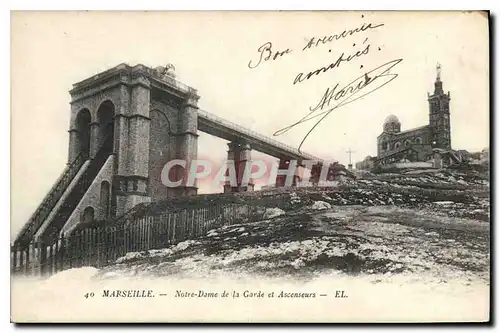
[373,64,452,166]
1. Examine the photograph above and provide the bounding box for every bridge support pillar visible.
[328,162,350,182]
[224,142,254,193]
[309,163,323,185]
[275,159,300,188]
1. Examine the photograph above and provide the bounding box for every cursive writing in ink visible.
[248,42,292,69]
[294,43,370,85]
[302,21,384,51]
[274,59,403,151]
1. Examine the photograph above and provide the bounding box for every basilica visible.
[372,64,452,167]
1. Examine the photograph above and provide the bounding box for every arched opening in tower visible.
[96,100,115,155]
[75,109,91,159]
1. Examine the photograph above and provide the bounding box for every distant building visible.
[355,156,376,170]
[480,148,490,164]
[468,147,489,165]
[374,63,452,167]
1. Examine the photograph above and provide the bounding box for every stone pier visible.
[223,142,254,193]
[275,159,301,187]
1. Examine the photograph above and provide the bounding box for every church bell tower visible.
[428,62,451,149]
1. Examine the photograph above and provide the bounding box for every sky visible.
[11,11,489,238]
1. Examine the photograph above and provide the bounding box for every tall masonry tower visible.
[15,63,200,246]
[428,62,451,149]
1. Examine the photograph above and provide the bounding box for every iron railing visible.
[14,152,87,246]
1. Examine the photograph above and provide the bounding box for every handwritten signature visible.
[273,59,403,152]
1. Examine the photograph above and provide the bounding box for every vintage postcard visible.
[10,11,490,323]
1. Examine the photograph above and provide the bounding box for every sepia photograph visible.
[10,10,490,323]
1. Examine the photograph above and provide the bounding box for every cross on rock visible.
[346,148,356,165]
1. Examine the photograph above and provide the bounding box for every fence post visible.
[190,209,194,238]
[92,228,98,267]
[124,224,129,254]
[48,240,54,275]
[38,239,47,277]
[172,213,177,243]
[100,227,105,267]
[112,226,117,262]
[19,245,25,275]
[108,226,113,264]
[87,228,92,266]
[79,229,85,268]
[163,212,172,246]
[101,227,107,265]
[178,211,183,242]
[25,243,30,275]
[79,229,84,267]
[95,229,100,268]
[11,244,17,275]
[60,233,65,272]
[135,222,139,252]
[30,242,36,275]
[142,219,146,251]
[183,209,187,241]
[147,218,152,250]
[136,220,141,252]
[54,235,60,274]
[86,228,91,267]
[68,232,74,269]
[90,228,95,266]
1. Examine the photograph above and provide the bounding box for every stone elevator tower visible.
[68,63,200,218]
[15,63,201,244]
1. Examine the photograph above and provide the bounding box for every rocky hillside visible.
[97,168,490,286]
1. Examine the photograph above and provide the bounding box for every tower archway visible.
[96,100,115,154]
[75,109,91,159]
[81,206,95,224]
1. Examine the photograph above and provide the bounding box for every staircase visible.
[41,136,114,242]
[14,152,87,246]
[15,136,114,246]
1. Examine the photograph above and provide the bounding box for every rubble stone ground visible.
[97,168,489,287]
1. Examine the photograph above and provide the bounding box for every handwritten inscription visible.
[294,41,370,85]
[301,21,384,51]
[247,42,292,69]
[246,19,384,71]
[274,59,403,151]
[246,15,400,153]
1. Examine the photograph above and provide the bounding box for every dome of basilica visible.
[384,114,400,125]
[383,114,401,133]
